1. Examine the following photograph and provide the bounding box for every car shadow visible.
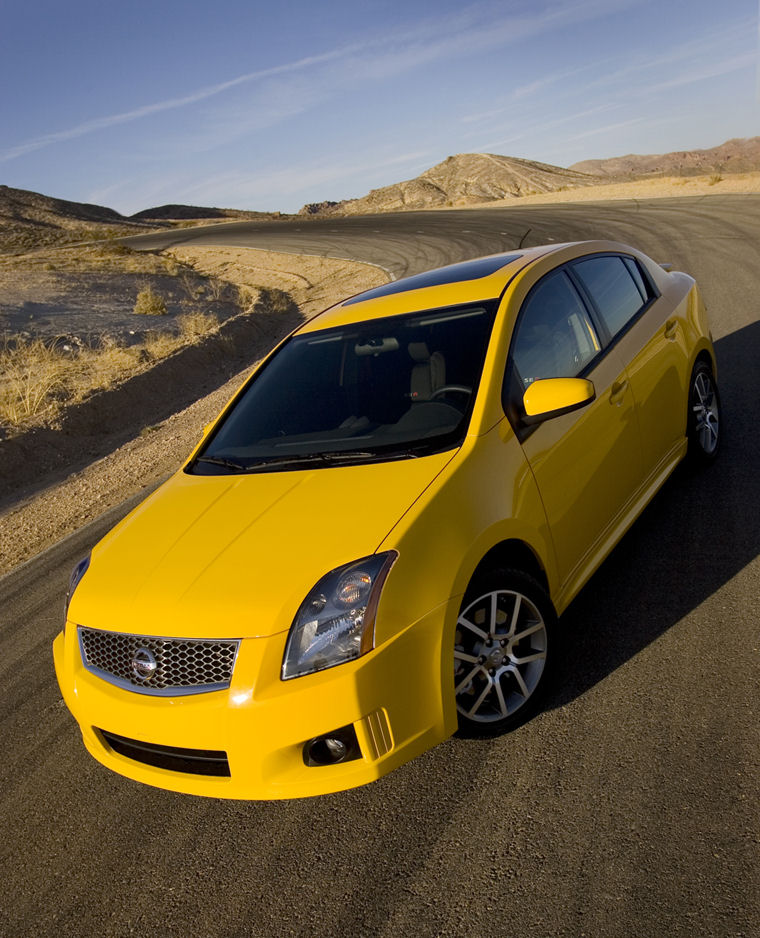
[544,318,760,711]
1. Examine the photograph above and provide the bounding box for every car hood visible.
[71,452,455,639]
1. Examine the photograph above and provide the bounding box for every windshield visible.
[190,301,497,474]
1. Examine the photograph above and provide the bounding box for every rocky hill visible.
[0,184,125,227]
[570,137,760,178]
[0,185,151,253]
[0,188,281,254]
[131,204,280,221]
[301,153,600,215]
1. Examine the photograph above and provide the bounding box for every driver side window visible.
[511,270,600,389]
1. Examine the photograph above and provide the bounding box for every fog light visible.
[303,724,361,767]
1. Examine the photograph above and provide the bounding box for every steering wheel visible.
[430,385,472,401]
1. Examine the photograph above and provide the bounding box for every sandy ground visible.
[164,245,389,314]
[0,242,235,342]
[459,171,760,210]
[0,248,387,575]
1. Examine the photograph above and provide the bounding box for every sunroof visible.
[343,253,522,306]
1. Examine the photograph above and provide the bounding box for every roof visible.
[300,243,571,333]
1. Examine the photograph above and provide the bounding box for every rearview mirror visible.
[522,378,595,426]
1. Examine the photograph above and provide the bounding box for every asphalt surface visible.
[2,196,758,937]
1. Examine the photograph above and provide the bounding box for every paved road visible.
[2,197,758,937]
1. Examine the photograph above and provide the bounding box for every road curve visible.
[1,196,758,937]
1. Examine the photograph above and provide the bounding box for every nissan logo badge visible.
[132,647,157,682]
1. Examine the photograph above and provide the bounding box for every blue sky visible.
[1,0,757,214]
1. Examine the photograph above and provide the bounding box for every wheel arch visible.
[693,346,716,376]
[466,538,550,600]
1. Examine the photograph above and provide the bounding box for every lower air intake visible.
[98,729,231,777]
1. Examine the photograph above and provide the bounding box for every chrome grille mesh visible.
[78,627,239,697]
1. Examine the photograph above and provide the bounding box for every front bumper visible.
[53,601,457,799]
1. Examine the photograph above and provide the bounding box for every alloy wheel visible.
[454,589,548,724]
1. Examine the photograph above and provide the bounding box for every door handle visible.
[664,319,678,340]
[609,378,628,405]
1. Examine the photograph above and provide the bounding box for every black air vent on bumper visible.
[98,729,231,777]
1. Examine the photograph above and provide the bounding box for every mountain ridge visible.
[301,153,602,216]
[569,136,760,178]
[2,136,759,241]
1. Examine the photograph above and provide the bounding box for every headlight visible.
[281,551,397,680]
[64,553,91,627]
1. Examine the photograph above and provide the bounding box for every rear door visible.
[569,253,688,483]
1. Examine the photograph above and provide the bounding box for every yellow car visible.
[53,240,720,799]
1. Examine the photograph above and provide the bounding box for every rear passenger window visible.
[622,257,650,302]
[572,255,648,339]
[511,271,600,388]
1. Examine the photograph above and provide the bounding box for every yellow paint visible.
[53,240,716,799]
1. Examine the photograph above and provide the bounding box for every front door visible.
[507,268,642,587]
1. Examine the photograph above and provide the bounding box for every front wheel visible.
[687,361,720,464]
[454,568,556,737]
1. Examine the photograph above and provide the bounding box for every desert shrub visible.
[134,286,167,315]
[236,285,257,310]
[177,311,218,339]
[261,287,296,314]
[142,330,177,360]
[709,173,723,186]
[179,271,206,300]
[206,277,227,301]
[0,336,67,424]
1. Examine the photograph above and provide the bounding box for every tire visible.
[686,361,720,464]
[454,567,556,738]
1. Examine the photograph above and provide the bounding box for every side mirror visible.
[522,378,595,426]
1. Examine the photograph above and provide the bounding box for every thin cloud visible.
[462,61,606,124]
[0,44,361,163]
[577,16,755,93]
[640,52,756,94]
[1,0,642,163]
[474,103,620,152]
[564,117,646,142]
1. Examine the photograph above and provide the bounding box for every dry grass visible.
[177,310,219,338]
[0,337,68,424]
[0,311,220,430]
[133,285,168,315]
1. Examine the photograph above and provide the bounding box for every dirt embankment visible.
[0,248,388,575]
[457,171,760,209]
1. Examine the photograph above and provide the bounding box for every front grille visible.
[99,729,230,777]
[78,627,239,696]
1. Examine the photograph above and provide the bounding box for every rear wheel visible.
[687,361,720,463]
[454,568,556,737]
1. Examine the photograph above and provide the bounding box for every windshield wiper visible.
[243,451,376,472]
[244,449,426,472]
[197,449,424,475]
[195,456,248,471]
